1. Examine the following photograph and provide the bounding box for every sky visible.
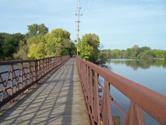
[0,0,166,49]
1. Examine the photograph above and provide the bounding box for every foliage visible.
[27,35,47,59]
[0,33,25,60]
[0,24,76,60]
[164,52,166,62]
[14,24,48,60]
[13,40,28,60]
[45,28,72,56]
[26,24,48,37]
[78,33,100,63]
[101,45,166,60]
[27,28,76,59]
[111,59,166,70]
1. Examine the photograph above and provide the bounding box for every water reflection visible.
[110,59,166,70]
[108,59,166,125]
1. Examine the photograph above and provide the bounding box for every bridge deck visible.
[0,59,90,125]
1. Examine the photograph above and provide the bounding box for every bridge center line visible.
[44,60,73,125]
[61,59,74,125]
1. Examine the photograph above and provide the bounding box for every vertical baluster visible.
[8,65,14,96]
[101,81,113,125]
[14,63,20,92]
[85,64,88,99]
[36,60,39,80]
[84,63,87,98]
[18,63,23,90]
[29,62,33,83]
[48,58,50,71]
[87,66,90,105]
[47,58,49,72]
[87,67,92,124]
[53,57,55,69]
[90,68,95,124]
[42,59,43,76]
[0,74,4,102]
[40,60,42,78]
[13,64,17,94]
[38,60,41,79]
[93,72,100,125]
[46,59,47,73]
[124,102,144,125]
[32,61,35,82]
[43,59,45,74]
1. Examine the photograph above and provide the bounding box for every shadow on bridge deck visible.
[0,58,90,125]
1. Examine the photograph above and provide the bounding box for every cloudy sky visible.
[0,0,166,49]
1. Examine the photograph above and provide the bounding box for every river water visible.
[107,59,166,125]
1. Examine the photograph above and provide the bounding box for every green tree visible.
[0,34,4,59]
[78,33,100,63]
[130,45,140,59]
[28,35,47,59]
[0,24,76,60]
[0,33,24,60]
[164,51,166,62]
[27,24,48,37]
[45,28,72,56]
[111,49,121,58]
[137,50,155,60]
[13,40,28,60]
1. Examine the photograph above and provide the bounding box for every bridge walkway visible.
[0,58,90,125]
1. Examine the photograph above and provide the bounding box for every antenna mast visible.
[75,0,82,54]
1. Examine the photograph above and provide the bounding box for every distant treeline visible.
[0,24,76,60]
[111,59,166,70]
[101,45,166,61]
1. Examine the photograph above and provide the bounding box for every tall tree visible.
[13,40,28,60]
[27,24,48,37]
[78,33,100,63]
[27,35,47,59]
[0,33,24,60]
[45,28,72,56]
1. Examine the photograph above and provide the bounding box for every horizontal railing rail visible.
[76,56,166,125]
[0,56,70,108]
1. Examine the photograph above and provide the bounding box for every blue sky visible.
[0,0,166,49]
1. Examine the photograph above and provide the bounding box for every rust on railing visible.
[0,56,69,108]
[76,56,166,125]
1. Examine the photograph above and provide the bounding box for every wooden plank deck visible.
[0,58,90,125]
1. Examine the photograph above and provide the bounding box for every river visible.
[107,59,166,125]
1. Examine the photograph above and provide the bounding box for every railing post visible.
[101,81,113,125]
[35,60,38,83]
[124,102,144,125]
[19,63,23,90]
[8,64,14,96]
[94,73,100,125]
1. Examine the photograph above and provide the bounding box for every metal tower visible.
[75,0,82,52]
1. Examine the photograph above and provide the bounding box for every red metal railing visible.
[76,57,166,125]
[0,56,69,108]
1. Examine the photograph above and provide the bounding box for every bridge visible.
[0,56,166,125]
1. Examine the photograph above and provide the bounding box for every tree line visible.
[0,24,76,60]
[101,45,166,61]
[0,23,101,63]
[111,59,166,70]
